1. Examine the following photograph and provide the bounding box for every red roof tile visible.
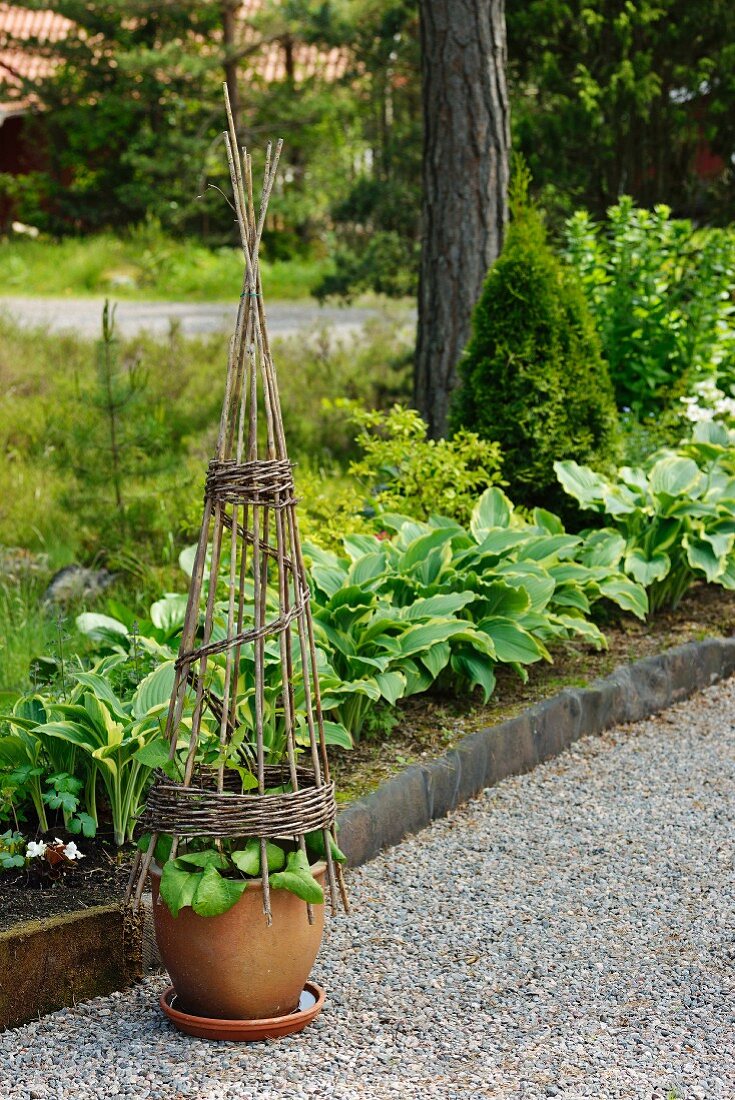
[0,1,348,119]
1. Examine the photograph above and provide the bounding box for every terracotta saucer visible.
[159,982,325,1042]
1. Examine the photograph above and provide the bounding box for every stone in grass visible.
[43,564,116,606]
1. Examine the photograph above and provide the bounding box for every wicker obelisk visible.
[128,87,346,924]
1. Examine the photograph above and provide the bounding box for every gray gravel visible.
[0,295,382,339]
[2,678,734,1100]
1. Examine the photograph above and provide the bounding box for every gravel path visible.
[0,296,380,339]
[2,679,734,1100]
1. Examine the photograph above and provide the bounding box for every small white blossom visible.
[26,840,47,859]
[63,841,84,861]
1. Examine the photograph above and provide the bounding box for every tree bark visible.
[222,1,240,140]
[414,0,510,437]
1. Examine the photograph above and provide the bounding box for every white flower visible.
[26,840,47,859]
[63,842,84,861]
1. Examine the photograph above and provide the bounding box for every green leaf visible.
[450,652,496,703]
[191,864,247,917]
[346,552,386,587]
[401,658,433,696]
[399,529,454,570]
[132,662,176,720]
[320,720,354,750]
[692,421,730,447]
[495,565,555,612]
[624,548,670,586]
[13,696,48,726]
[480,618,549,664]
[470,488,513,539]
[73,673,128,722]
[402,593,475,619]
[150,594,188,636]
[176,848,229,870]
[476,581,530,617]
[516,535,581,562]
[269,849,324,904]
[137,833,173,864]
[598,578,649,619]
[231,838,286,876]
[581,529,626,568]
[68,812,97,838]
[533,508,564,534]
[649,456,702,500]
[133,737,173,771]
[311,564,348,598]
[178,543,198,577]
[420,642,451,680]
[373,670,406,705]
[75,613,128,650]
[397,620,472,658]
[554,461,608,509]
[159,861,201,918]
[305,829,347,864]
[684,535,726,582]
[343,534,382,560]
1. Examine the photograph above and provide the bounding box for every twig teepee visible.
[129,86,347,924]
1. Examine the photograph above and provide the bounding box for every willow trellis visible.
[128,87,347,925]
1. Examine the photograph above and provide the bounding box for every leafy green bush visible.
[556,422,735,612]
[565,200,735,415]
[339,402,504,524]
[305,488,646,706]
[450,190,620,514]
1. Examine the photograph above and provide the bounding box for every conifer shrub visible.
[449,180,620,515]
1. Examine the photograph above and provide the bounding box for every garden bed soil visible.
[2,583,733,919]
[0,833,129,932]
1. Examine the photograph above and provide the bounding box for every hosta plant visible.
[555,423,735,613]
[305,488,647,707]
[4,659,176,845]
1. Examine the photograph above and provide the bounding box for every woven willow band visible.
[139,766,336,839]
[206,458,296,508]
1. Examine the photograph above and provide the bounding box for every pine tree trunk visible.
[414,0,510,437]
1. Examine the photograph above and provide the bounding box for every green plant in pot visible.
[128,104,347,1041]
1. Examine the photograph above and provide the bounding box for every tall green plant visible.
[565,200,735,416]
[450,174,620,514]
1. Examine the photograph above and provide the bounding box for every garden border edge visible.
[2,636,733,1029]
[335,636,735,866]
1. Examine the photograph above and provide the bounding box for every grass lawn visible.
[0,231,333,301]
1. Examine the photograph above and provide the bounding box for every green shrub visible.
[450,188,620,515]
[565,201,735,416]
[338,402,504,524]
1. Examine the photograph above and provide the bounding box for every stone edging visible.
[336,637,735,866]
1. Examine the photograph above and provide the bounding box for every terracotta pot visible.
[150,861,326,1021]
